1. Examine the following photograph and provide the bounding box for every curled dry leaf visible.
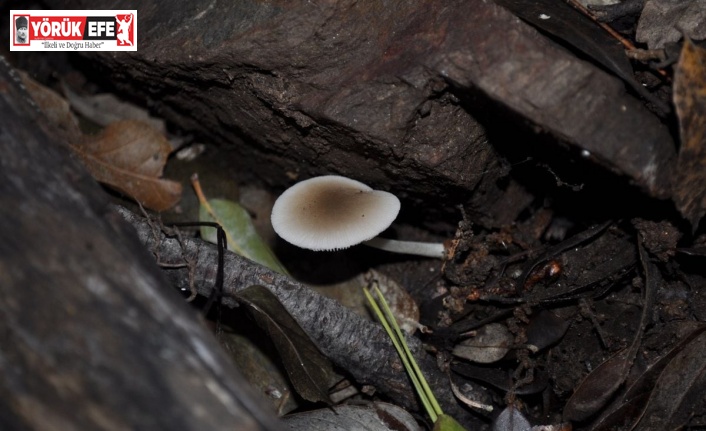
[493,0,666,112]
[19,73,182,212]
[632,329,706,430]
[453,323,513,364]
[672,38,706,228]
[235,285,335,405]
[493,406,530,431]
[71,120,182,211]
[591,324,706,431]
[525,310,570,352]
[563,349,633,422]
[637,1,706,50]
[63,84,167,133]
[19,71,81,141]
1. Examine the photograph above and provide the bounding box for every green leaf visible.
[235,285,334,405]
[199,198,287,274]
[433,414,467,431]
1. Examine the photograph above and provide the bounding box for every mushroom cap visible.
[271,175,401,251]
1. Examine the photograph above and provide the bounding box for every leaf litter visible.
[234,285,336,405]
[72,120,182,212]
[19,73,182,212]
[672,38,706,228]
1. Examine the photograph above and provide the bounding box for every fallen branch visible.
[117,206,479,426]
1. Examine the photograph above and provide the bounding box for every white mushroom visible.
[271,175,445,258]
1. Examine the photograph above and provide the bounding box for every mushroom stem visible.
[363,237,445,259]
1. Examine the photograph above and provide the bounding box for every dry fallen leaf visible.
[452,323,513,364]
[633,328,706,430]
[20,73,182,212]
[563,348,633,422]
[234,285,335,405]
[637,1,706,50]
[492,405,530,431]
[71,120,182,211]
[673,38,706,228]
[591,323,706,431]
[63,84,167,134]
[19,71,81,141]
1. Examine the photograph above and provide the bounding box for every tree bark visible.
[0,57,280,431]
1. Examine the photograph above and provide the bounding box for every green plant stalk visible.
[373,285,444,418]
[363,287,439,423]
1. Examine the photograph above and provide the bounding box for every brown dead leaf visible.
[563,348,633,422]
[452,323,513,364]
[62,84,167,134]
[71,120,182,211]
[564,240,660,422]
[19,71,81,141]
[592,323,706,431]
[633,328,706,430]
[20,73,181,212]
[673,38,706,228]
[234,285,335,405]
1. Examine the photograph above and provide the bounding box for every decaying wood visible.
[117,206,483,427]
[0,57,280,431]
[50,0,675,216]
